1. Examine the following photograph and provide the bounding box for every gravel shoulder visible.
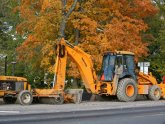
[0,98,165,115]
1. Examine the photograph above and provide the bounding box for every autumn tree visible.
[15,0,158,82]
[67,0,158,76]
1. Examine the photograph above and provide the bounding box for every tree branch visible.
[66,0,78,18]
[61,0,67,15]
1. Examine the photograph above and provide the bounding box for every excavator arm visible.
[53,38,98,93]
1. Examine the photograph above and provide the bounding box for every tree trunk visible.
[59,0,78,39]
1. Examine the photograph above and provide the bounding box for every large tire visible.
[148,85,161,101]
[117,78,138,102]
[3,96,17,104]
[17,90,33,105]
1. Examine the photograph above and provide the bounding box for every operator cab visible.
[100,51,136,82]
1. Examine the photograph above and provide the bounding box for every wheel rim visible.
[126,84,135,97]
[22,93,31,104]
[154,89,160,98]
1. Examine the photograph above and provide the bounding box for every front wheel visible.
[148,85,161,101]
[117,78,138,102]
[17,90,33,105]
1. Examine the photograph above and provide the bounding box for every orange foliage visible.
[15,0,157,77]
[67,0,157,77]
[15,0,61,72]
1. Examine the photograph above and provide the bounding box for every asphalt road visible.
[1,106,165,124]
[1,98,165,124]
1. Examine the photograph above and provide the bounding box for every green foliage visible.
[145,0,165,81]
[0,0,22,76]
[0,0,36,83]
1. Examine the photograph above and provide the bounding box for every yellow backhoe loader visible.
[17,38,165,105]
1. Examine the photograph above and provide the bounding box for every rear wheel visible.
[148,85,161,101]
[17,90,33,105]
[117,78,138,102]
